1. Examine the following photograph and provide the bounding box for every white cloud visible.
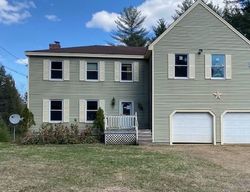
[86,10,119,32]
[45,14,61,22]
[85,0,225,32]
[16,58,28,65]
[0,0,35,24]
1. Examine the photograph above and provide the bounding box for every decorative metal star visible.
[213,91,222,100]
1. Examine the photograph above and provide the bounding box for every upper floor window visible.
[50,100,63,122]
[86,100,98,122]
[87,63,98,80]
[121,63,133,81]
[51,61,63,80]
[212,54,225,78]
[175,54,188,78]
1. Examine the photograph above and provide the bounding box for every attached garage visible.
[171,112,214,144]
[223,112,250,144]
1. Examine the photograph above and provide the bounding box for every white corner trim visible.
[152,50,155,143]
[25,52,145,59]
[220,110,250,145]
[169,110,216,145]
[27,57,30,108]
[149,0,250,50]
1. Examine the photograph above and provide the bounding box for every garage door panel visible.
[173,113,213,143]
[223,113,250,144]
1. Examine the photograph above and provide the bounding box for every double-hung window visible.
[87,63,98,80]
[212,54,225,79]
[86,100,98,122]
[50,100,63,122]
[175,54,188,78]
[121,63,133,81]
[51,61,63,80]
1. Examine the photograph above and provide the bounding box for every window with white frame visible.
[87,63,98,80]
[121,63,133,81]
[86,100,98,121]
[50,100,63,121]
[51,61,63,79]
[212,54,225,78]
[175,54,188,78]
[120,101,134,115]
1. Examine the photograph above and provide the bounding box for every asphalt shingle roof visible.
[28,45,148,56]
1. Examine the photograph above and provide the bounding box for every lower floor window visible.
[50,100,63,121]
[87,100,98,121]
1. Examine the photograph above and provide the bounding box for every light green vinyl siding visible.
[153,4,250,143]
[29,57,149,129]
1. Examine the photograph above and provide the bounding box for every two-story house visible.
[26,0,250,144]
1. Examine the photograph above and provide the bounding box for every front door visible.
[120,101,134,115]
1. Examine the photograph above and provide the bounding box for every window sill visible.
[49,79,64,81]
[86,79,99,82]
[211,78,225,80]
[85,121,94,124]
[49,121,63,123]
[120,80,134,83]
[174,77,189,80]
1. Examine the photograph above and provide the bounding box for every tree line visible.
[0,65,35,141]
[112,0,250,47]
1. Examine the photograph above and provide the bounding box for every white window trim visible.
[49,99,64,123]
[49,61,64,81]
[86,62,99,82]
[211,54,226,80]
[174,53,189,79]
[85,99,99,123]
[119,100,134,115]
[120,63,134,82]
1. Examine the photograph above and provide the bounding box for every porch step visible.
[138,129,152,145]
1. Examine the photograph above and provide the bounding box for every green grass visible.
[0,143,249,192]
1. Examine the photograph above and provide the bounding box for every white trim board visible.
[148,0,250,50]
[26,52,145,59]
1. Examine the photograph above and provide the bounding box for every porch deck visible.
[104,113,138,145]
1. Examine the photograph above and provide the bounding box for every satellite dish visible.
[9,114,22,125]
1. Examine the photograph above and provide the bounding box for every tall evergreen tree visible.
[0,65,23,125]
[112,6,148,47]
[152,18,168,41]
[223,0,250,39]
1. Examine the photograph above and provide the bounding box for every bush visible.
[0,118,10,142]
[92,107,105,141]
[18,107,35,137]
[21,121,99,145]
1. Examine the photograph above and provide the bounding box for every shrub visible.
[18,107,35,137]
[92,107,105,141]
[21,121,99,145]
[0,117,10,142]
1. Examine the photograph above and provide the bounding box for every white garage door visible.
[223,113,250,144]
[173,113,213,143]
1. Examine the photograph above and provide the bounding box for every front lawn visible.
[0,143,249,192]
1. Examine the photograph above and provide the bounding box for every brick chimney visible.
[49,41,61,49]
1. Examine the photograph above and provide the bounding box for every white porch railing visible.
[104,112,139,143]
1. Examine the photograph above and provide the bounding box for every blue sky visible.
[0,0,225,95]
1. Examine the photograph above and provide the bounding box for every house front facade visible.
[26,0,250,144]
